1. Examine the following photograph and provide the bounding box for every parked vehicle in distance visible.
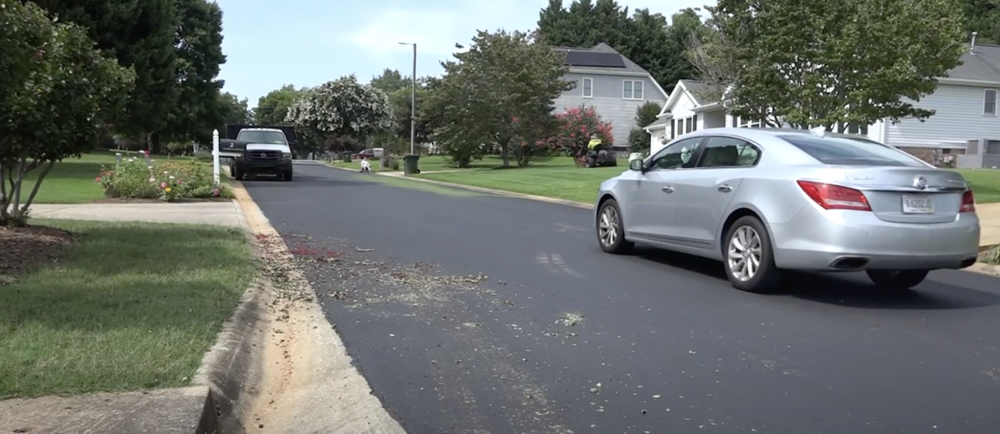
[357,148,384,160]
[228,128,294,182]
[594,127,980,293]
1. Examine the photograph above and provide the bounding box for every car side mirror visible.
[629,158,644,172]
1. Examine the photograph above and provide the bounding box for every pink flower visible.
[160,182,168,188]
[177,179,184,185]
[95,176,102,182]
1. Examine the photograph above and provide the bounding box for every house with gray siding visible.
[552,43,669,148]
[644,41,1000,165]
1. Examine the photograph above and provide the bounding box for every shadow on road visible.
[632,247,1000,310]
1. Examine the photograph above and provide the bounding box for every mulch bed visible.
[0,225,75,286]
[93,197,232,204]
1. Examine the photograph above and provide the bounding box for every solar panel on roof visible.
[564,51,626,68]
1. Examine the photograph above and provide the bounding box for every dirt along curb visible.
[199,172,406,434]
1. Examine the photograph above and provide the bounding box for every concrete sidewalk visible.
[979,203,1000,247]
[27,202,244,227]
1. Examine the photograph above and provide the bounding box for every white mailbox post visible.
[212,129,220,186]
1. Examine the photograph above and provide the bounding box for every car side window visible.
[648,138,703,170]
[696,136,761,168]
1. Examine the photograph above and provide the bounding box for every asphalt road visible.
[244,162,1000,434]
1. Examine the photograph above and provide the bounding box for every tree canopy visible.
[536,0,705,92]
[254,84,304,125]
[1,0,135,225]
[423,29,572,167]
[285,75,394,155]
[688,0,967,129]
[28,0,235,151]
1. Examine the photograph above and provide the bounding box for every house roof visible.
[948,44,1000,82]
[677,79,722,106]
[643,117,671,130]
[551,43,651,76]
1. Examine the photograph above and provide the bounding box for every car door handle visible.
[662,186,674,193]
[718,184,733,192]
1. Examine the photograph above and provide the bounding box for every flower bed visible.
[97,157,234,201]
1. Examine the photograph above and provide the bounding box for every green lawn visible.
[955,169,1000,204]
[0,219,254,398]
[19,150,205,204]
[419,156,621,204]
[409,158,1000,205]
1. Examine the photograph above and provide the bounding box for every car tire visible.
[722,216,781,293]
[866,270,928,291]
[597,199,633,254]
[586,157,596,168]
[283,171,293,182]
[234,167,244,181]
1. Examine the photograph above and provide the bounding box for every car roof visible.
[241,128,283,132]
[683,127,871,141]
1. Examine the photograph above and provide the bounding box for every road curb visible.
[191,177,269,434]
[202,174,406,433]
[965,261,1000,277]
[323,163,595,210]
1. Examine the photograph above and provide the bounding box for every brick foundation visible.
[895,147,966,167]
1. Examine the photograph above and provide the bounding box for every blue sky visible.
[214,0,706,106]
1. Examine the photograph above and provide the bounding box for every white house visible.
[552,43,669,149]
[644,42,1000,164]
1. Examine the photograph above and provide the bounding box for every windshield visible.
[778,134,926,167]
[237,130,287,144]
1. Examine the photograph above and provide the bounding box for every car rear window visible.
[778,134,926,167]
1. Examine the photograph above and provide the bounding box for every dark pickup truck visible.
[220,126,294,182]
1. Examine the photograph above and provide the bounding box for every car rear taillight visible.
[797,180,872,211]
[960,189,975,213]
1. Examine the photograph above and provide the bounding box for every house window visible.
[730,115,737,127]
[985,89,997,116]
[685,117,692,133]
[693,114,698,131]
[582,78,593,98]
[670,119,676,139]
[623,80,644,100]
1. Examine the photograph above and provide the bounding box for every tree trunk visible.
[150,131,163,154]
[500,141,510,167]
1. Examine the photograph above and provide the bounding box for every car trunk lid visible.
[839,166,968,224]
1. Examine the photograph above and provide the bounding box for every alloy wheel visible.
[727,226,762,282]
[599,206,619,247]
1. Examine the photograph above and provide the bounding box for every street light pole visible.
[399,42,417,155]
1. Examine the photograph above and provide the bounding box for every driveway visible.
[244,162,1000,434]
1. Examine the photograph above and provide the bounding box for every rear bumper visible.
[235,159,292,173]
[771,208,980,271]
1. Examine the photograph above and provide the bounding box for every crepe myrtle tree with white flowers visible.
[285,75,394,155]
[0,0,135,226]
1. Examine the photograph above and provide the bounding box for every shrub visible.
[98,157,232,201]
[982,245,1000,265]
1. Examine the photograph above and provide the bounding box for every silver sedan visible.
[594,128,980,293]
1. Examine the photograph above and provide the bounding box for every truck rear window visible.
[778,135,925,167]
[238,131,287,144]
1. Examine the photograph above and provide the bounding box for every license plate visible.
[902,195,934,214]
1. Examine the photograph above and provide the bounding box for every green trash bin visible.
[341,152,352,163]
[403,154,420,175]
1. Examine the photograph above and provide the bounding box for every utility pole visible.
[399,42,417,155]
